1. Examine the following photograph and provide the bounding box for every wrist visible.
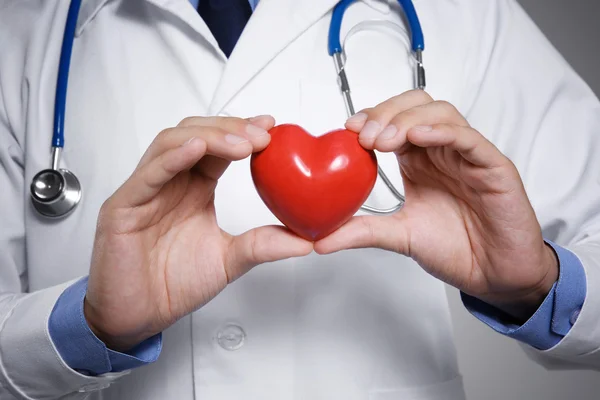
[83,297,149,353]
[478,243,559,323]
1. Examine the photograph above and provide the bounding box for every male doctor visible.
[0,0,599,399]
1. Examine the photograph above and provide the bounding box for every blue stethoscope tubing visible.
[53,0,82,150]
[328,0,424,55]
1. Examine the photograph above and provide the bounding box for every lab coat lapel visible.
[77,0,223,54]
[209,0,340,115]
[144,0,223,54]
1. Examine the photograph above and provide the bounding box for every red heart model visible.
[250,124,378,241]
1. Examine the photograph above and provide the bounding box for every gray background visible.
[447,1,600,399]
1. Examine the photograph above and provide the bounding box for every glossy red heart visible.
[250,124,378,241]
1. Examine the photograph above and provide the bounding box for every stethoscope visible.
[31,0,424,218]
[30,0,83,218]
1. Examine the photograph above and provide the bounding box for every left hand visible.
[314,90,558,322]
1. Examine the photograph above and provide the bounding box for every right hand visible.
[85,115,314,352]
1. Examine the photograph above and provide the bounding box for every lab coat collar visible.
[208,0,341,114]
[76,0,222,51]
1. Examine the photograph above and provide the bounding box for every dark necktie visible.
[197,0,252,58]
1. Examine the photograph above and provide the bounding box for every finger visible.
[373,101,470,153]
[406,123,508,168]
[225,225,314,282]
[178,114,275,132]
[130,127,256,205]
[345,90,434,131]
[344,90,434,147]
[138,116,272,167]
[137,125,257,172]
[113,137,208,208]
[245,115,276,131]
[192,117,276,180]
[189,115,276,180]
[193,155,231,181]
[313,214,410,255]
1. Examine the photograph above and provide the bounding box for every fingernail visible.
[378,125,398,140]
[346,112,368,128]
[225,134,248,144]
[413,125,433,132]
[359,120,381,140]
[182,137,197,147]
[246,124,268,137]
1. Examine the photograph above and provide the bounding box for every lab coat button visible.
[570,308,581,325]
[217,324,246,351]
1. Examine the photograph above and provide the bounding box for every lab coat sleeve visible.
[0,32,129,400]
[458,0,600,370]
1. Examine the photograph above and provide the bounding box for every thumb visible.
[225,225,313,282]
[313,215,410,255]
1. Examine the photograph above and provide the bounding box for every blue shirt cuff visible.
[48,276,162,375]
[461,240,586,350]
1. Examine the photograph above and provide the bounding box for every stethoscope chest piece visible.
[31,0,84,218]
[30,167,81,218]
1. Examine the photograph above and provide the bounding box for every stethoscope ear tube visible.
[328,0,356,55]
[397,0,424,51]
[328,0,425,55]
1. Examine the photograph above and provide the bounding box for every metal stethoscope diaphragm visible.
[30,147,82,218]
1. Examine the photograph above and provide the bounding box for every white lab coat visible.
[1,0,599,399]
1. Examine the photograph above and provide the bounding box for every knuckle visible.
[177,116,199,127]
[389,119,409,134]
[212,116,245,130]
[434,100,460,117]
[363,106,378,114]
[409,89,433,103]
[156,127,177,141]
[226,119,250,134]
[382,96,404,111]
[202,127,228,143]
[391,108,418,129]
[224,116,246,124]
